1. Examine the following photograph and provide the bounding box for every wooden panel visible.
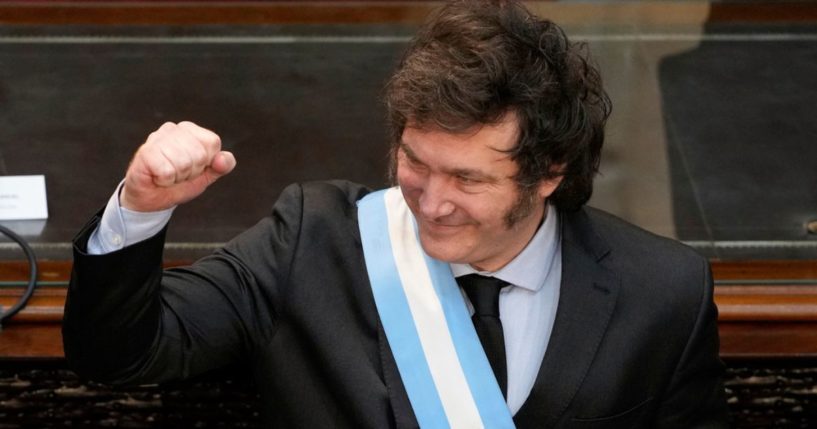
[0,287,65,323]
[719,322,817,359]
[0,260,185,282]
[709,2,817,23]
[716,286,817,321]
[0,324,63,358]
[712,260,817,281]
[6,260,817,322]
[2,2,817,26]
[0,322,810,363]
[0,260,71,282]
[713,261,817,358]
[0,2,438,25]
[3,259,817,358]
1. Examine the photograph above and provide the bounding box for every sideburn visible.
[387,145,399,186]
[504,184,542,228]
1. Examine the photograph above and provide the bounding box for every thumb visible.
[210,151,237,178]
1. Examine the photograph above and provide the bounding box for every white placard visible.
[0,175,49,220]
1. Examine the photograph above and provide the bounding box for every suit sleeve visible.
[655,258,730,428]
[63,183,305,385]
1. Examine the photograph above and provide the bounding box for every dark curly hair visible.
[385,0,611,211]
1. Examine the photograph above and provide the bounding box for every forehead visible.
[402,112,521,153]
[399,116,523,181]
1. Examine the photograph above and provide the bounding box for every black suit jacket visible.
[64,180,729,428]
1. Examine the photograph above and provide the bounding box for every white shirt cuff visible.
[86,181,175,255]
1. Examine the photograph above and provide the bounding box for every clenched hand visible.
[120,121,236,212]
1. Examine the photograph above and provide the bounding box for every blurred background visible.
[0,1,815,260]
[0,1,816,427]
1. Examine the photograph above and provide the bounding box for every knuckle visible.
[156,158,173,174]
[193,148,209,166]
[178,159,192,173]
[157,122,177,133]
[135,145,158,164]
[157,165,176,181]
[203,134,221,153]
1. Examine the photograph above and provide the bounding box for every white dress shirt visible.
[88,184,562,415]
[87,182,175,254]
[451,204,561,414]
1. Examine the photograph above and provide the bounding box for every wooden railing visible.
[2,259,817,359]
[2,1,817,26]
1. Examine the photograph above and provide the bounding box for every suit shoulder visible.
[274,180,371,214]
[576,207,710,305]
[582,206,705,265]
[276,181,374,243]
[297,180,372,215]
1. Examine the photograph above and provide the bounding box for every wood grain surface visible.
[2,1,817,25]
[2,259,817,358]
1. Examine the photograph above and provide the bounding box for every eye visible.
[407,156,422,169]
[456,174,481,185]
[400,151,427,173]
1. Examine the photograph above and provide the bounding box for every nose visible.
[418,177,456,219]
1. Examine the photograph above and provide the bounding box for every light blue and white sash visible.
[357,187,514,429]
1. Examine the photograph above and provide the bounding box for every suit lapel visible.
[514,208,620,427]
[377,310,420,429]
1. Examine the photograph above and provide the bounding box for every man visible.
[64,1,729,427]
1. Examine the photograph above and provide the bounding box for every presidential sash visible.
[357,187,514,429]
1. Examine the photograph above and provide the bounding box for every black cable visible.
[0,224,38,327]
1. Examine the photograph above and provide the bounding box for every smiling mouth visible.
[420,219,467,232]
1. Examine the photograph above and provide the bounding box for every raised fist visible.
[120,121,236,212]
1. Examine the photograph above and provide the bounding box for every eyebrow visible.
[399,143,422,164]
[398,142,500,183]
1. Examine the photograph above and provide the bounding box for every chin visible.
[418,232,467,263]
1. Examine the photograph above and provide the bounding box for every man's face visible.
[396,113,562,272]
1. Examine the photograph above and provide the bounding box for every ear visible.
[536,175,564,199]
[536,163,566,199]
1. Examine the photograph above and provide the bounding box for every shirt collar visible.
[450,204,560,292]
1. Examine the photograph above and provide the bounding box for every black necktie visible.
[457,274,508,397]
